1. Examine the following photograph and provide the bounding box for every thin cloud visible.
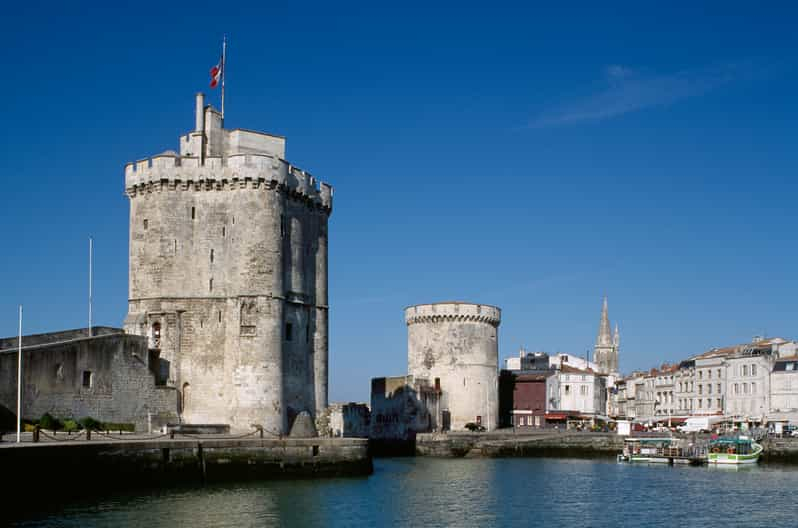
[530,62,744,127]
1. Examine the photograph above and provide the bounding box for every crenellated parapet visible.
[404,302,501,327]
[125,152,333,213]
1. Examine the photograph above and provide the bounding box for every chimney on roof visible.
[195,93,205,133]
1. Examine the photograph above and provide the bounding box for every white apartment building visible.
[771,357,798,413]
[558,365,607,417]
[693,355,726,415]
[674,360,696,415]
[725,353,772,419]
[653,366,677,418]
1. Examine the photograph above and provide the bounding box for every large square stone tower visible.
[124,94,333,433]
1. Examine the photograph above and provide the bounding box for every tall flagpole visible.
[88,236,93,337]
[221,35,227,122]
[16,305,22,443]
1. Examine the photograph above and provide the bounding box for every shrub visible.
[63,419,80,433]
[0,404,15,432]
[39,413,63,431]
[79,416,102,431]
[101,422,135,432]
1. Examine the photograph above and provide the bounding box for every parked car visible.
[464,422,486,432]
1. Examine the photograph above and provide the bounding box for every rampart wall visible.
[0,333,177,431]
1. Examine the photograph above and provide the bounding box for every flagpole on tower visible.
[221,35,227,122]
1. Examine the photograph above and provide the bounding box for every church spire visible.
[596,296,612,347]
[614,323,620,348]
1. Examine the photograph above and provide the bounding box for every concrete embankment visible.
[761,437,798,463]
[417,431,798,463]
[416,431,622,458]
[0,436,372,502]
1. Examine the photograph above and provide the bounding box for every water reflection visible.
[11,458,798,527]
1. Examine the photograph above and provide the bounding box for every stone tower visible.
[124,94,333,433]
[593,297,619,374]
[405,302,501,431]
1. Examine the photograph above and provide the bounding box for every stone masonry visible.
[405,302,501,431]
[124,94,333,433]
[0,329,177,431]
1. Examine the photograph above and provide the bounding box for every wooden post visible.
[33,425,40,443]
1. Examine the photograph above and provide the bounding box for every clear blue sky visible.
[2,2,797,402]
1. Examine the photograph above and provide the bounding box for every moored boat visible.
[618,437,704,465]
[707,436,762,465]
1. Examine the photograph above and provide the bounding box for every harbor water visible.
[8,457,798,527]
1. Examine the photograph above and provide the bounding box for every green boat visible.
[707,436,763,465]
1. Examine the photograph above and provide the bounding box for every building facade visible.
[725,353,772,419]
[124,93,333,432]
[612,337,798,424]
[405,302,501,431]
[558,365,607,418]
[506,372,558,428]
[771,357,798,413]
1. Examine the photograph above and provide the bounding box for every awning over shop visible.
[655,417,687,425]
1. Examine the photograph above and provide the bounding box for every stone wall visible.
[318,402,370,438]
[405,302,501,431]
[0,327,119,350]
[416,431,623,457]
[370,376,440,454]
[761,437,798,462]
[0,437,371,506]
[0,332,177,431]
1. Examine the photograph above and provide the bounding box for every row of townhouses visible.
[611,337,798,424]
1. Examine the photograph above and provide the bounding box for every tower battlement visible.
[124,153,332,212]
[404,302,501,327]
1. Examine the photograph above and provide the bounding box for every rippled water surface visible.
[11,458,798,527]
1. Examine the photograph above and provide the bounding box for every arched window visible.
[151,322,161,349]
[181,382,191,414]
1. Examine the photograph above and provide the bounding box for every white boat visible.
[618,437,702,465]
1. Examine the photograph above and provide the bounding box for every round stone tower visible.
[124,94,332,433]
[405,302,501,431]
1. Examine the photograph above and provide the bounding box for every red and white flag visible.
[210,58,222,88]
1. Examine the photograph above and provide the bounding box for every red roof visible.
[560,365,596,375]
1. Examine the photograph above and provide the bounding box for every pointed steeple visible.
[596,296,612,347]
[614,323,620,348]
